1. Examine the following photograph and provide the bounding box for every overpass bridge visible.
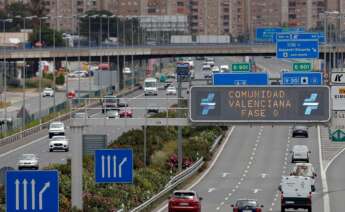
[0,43,344,61]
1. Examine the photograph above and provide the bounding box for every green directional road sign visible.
[293,62,312,71]
[232,63,250,72]
[331,129,345,142]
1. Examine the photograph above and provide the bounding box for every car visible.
[17,154,39,170]
[168,190,202,212]
[220,65,229,72]
[72,112,88,118]
[107,109,119,119]
[211,66,220,73]
[291,145,311,163]
[231,199,264,212]
[49,136,69,152]
[271,81,281,85]
[123,67,132,74]
[68,70,88,78]
[292,125,309,138]
[48,121,65,139]
[166,86,177,95]
[290,163,317,192]
[67,90,76,99]
[42,87,54,97]
[195,56,205,60]
[147,105,159,114]
[119,108,133,118]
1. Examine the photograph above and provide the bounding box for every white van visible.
[144,77,158,96]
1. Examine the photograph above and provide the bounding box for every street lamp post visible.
[38,16,48,125]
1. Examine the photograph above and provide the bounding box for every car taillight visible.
[190,201,199,206]
[256,208,262,212]
[307,192,312,205]
[233,207,239,212]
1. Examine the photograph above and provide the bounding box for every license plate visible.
[243,210,252,212]
[179,202,189,206]
[286,201,295,204]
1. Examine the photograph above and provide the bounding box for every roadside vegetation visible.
[38,117,225,211]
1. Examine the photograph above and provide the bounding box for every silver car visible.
[17,154,39,170]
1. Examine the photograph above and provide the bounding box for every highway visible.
[156,125,324,212]
[0,56,330,212]
[327,148,345,212]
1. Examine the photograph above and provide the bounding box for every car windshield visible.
[168,86,176,90]
[20,154,36,160]
[50,123,63,128]
[44,88,53,91]
[52,136,66,141]
[236,200,257,207]
[174,192,195,199]
[145,82,156,87]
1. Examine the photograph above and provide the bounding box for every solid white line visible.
[0,136,48,158]
[318,125,330,212]
[156,126,235,212]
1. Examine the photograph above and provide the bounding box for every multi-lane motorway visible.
[0,56,341,212]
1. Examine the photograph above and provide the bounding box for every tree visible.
[29,26,64,47]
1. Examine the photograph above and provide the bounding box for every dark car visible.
[147,105,159,114]
[168,190,202,212]
[231,199,264,212]
[292,125,308,138]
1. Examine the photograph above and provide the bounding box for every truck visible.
[279,176,312,212]
[144,77,158,96]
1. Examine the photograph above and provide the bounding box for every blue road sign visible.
[256,27,304,42]
[276,32,325,43]
[281,72,323,85]
[276,40,319,59]
[176,63,190,77]
[6,170,59,212]
[95,149,133,183]
[213,72,268,85]
[256,27,282,42]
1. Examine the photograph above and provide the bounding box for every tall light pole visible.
[38,16,48,125]
[1,18,12,135]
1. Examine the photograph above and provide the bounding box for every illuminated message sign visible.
[190,86,330,123]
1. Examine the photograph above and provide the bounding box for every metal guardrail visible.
[130,157,204,212]
[0,86,141,147]
[130,134,224,212]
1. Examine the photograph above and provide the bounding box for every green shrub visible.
[56,74,65,85]
[25,78,53,88]
[43,72,54,80]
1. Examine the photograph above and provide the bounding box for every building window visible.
[148,8,156,14]
[177,2,184,6]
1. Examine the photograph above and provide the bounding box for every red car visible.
[168,190,202,212]
[119,108,133,118]
[67,90,76,99]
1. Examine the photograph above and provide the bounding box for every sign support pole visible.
[71,124,84,210]
[177,77,183,172]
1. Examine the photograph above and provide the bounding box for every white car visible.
[212,66,220,73]
[68,71,88,78]
[42,87,54,97]
[49,136,69,152]
[123,67,132,74]
[107,110,119,119]
[220,65,229,72]
[17,154,39,170]
[166,86,177,95]
[48,122,65,138]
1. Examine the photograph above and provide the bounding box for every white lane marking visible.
[208,187,216,193]
[0,136,48,158]
[222,172,230,178]
[318,125,330,212]
[216,206,220,210]
[156,127,235,212]
[228,193,232,196]
[261,173,268,179]
[225,197,228,201]
[253,188,262,193]
[220,202,224,205]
